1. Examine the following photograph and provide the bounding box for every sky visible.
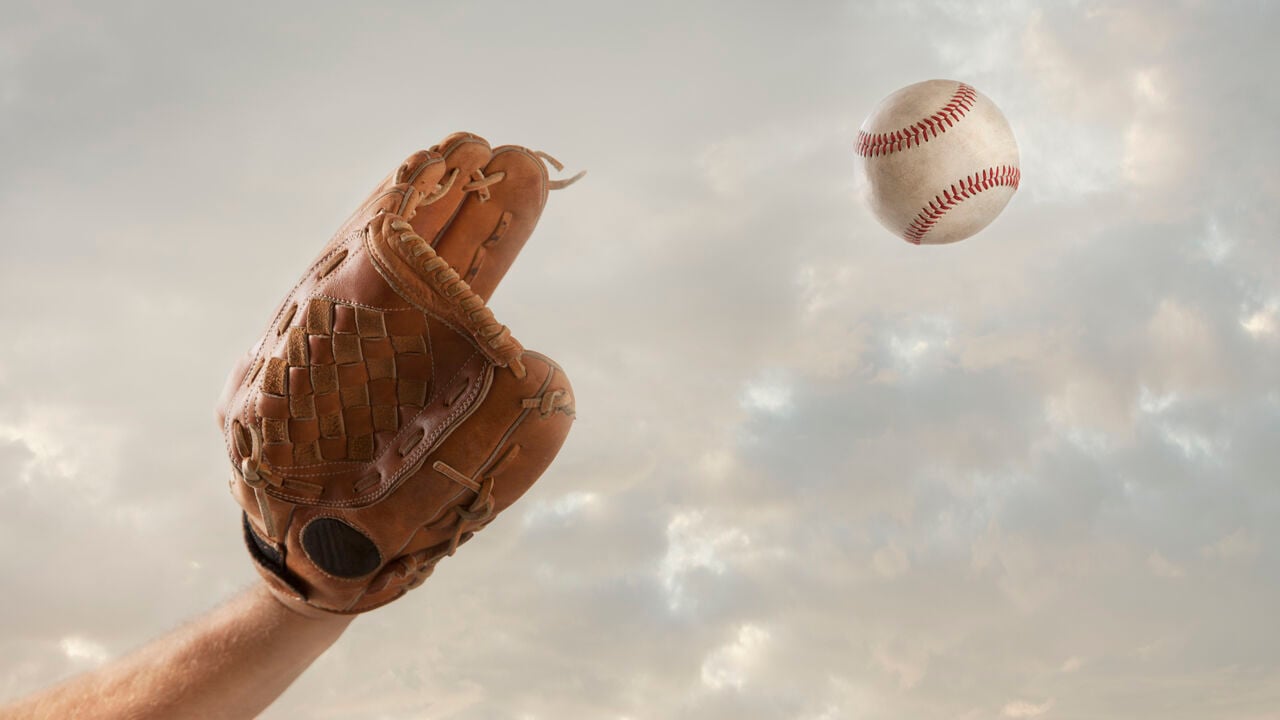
[1,0,1278,718]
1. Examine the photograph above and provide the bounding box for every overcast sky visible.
[2,1,1278,718]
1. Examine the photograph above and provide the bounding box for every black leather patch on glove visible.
[300,517,382,578]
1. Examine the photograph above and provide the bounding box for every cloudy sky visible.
[2,1,1278,718]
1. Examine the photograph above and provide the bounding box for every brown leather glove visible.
[215,132,582,615]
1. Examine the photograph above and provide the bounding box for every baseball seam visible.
[854,83,978,157]
[903,166,1021,244]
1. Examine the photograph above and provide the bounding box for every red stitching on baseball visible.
[854,83,978,158]
[903,166,1020,244]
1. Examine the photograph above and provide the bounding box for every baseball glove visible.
[215,132,581,615]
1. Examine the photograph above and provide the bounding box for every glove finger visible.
[370,148,448,220]
[404,133,494,253]
[431,145,554,303]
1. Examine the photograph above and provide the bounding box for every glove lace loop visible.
[461,168,505,202]
[232,421,278,539]
[418,168,459,207]
[369,445,523,594]
[428,459,500,556]
[534,150,587,190]
[522,388,576,418]
[404,147,584,213]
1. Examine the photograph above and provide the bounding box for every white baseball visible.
[854,79,1020,245]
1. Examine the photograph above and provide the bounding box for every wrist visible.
[252,579,357,628]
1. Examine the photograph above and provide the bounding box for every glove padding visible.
[215,132,581,615]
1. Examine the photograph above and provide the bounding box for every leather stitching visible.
[854,83,978,158]
[903,166,1021,244]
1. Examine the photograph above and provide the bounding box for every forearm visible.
[1,582,353,720]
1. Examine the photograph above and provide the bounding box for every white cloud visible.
[798,705,843,720]
[1131,67,1170,109]
[1121,66,1184,189]
[798,264,855,319]
[1121,120,1183,187]
[1200,217,1234,264]
[1240,302,1277,339]
[1133,637,1180,662]
[1017,8,1127,201]
[1044,382,1125,457]
[1145,298,1226,395]
[0,418,76,487]
[1157,424,1226,462]
[1200,529,1261,562]
[1137,386,1178,415]
[698,116,847,197]
[522,491,600,528]
[658,511,750,611]
[59,635,110,666]
[1002,698,1054,718]
[740,372,794,415]
[1147,551,1185,579]
[0,405,125,499]
[1059,656,1083,673]
[1148,299,1210,347]
[889,335,933,367]
[697,448,735,481]
[700,624,770,691]
[871,638,932,691]
[930,1,1033,79]
[887,317,953,372]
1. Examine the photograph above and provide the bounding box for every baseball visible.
[854,79,1020,245]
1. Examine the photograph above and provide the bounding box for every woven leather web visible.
[255,298,433,468]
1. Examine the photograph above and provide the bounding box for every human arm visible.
[0,581,352,720]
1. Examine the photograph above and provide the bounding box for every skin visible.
[0,582,352,720]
